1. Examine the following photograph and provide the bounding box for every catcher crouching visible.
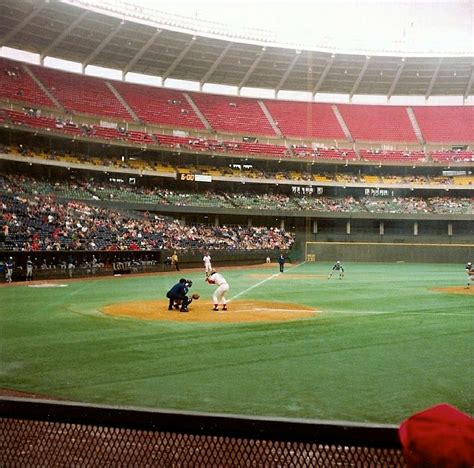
[166,278,199,312]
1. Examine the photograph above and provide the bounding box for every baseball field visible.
[1,261,473,424]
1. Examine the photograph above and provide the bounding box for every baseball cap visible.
[399,403,474,467]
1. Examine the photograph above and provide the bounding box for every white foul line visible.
[228,262,306,302]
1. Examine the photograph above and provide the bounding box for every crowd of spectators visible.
[2,172,472,221]
[0,189,295,252]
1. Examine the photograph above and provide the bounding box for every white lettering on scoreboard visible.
[364,188,393,197]
[292,186,314,195]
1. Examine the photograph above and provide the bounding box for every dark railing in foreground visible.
[0,397,405,467]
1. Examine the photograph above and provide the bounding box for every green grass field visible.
[1,262,473,425]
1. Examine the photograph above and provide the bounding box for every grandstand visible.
[1,0,473,466]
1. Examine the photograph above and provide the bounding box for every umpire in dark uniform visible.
[166,278,192,312]
[278,254,285,273]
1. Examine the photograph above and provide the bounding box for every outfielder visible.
[328,260,344,279]
[206,269,229,311]
[465,262,473,289]
[203,252,212,277]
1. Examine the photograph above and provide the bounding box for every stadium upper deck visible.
[1,57,473,150]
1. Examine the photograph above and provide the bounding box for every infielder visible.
[206,269,229,311]
[203,252,212,277]
[465,262,473,289]
[328,260,344,279]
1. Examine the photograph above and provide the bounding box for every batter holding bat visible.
[206,269,229,311]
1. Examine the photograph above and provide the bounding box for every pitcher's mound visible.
[102,300,317,323]
[433,286,473,295]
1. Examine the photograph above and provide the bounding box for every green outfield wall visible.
[305,241,473,263]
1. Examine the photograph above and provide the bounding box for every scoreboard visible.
[178,173,212,183]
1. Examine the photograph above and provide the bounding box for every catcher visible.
[166,278,199,312]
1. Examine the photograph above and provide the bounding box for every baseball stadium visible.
[1,0,473,465]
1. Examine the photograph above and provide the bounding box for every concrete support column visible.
[380,221,384,236]
[346,220,351,235]
[312,220,318,234]
[214,216,219,227]
[180,216,185,226]
[248,217,252,227]
[448,222,453,237]
[414,222,418,236]
[280,219,285,230]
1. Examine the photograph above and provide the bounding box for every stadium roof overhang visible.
[1,0,473,99]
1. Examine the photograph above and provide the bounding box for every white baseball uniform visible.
[203,254,212,275]
[209,272,229,306]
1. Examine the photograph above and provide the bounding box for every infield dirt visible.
[432,286,474,295]
[102,299,317,323]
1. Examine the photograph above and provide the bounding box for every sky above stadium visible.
[125,0,473,53]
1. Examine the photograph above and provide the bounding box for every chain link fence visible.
[1,397,405,467]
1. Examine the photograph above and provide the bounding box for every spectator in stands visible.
[399,403,474,467]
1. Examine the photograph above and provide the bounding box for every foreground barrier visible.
[0,397,405,466]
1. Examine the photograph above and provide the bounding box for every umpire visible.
[166,278,192,312]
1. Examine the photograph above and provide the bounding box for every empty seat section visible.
[0,58,53,107]
[430,150,474,163]
[190,93,276,136]
[337,104,417,142]
[31,65,130,120]
[223,141,287,157]
[5,109,57,130]
[360,149,425,162]
[113,83,204,129]
[412,106,474,143]
[264,101,346,140]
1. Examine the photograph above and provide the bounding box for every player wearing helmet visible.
[328,260,344,280]
[206,269,229,311]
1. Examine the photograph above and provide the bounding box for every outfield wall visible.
[305,241,473,263]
